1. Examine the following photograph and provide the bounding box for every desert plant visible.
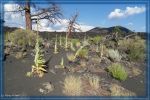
[65,34,68,50]
[108,49,122,62]
[118,36,146,61]
[60,57,65,68]
[27,37,47,77]
[110,83,136,96]
[67,53,76,62]
[54,35,58,54]
[107,63,128,81]
[88,75,100,90]
[74,43,88,59]
[105,40,116,49]
[118,39,131,51]
[82,40,89,47]
[75,41,81,48]
[128,36,146,61]
[99,44,104,58]
[67,43,88,62]
[9,29,37,47]
[71,38,80,45]
[70,42,76,51]
[4,32,11,43]
[96,44,99,52]
[76,48,88,59]
[63,75,82,96]
[59,35,62,46]
[90,35,102,44]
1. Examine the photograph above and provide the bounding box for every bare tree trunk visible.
[25,1,32,30]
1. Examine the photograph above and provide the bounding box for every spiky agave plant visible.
[31,37,47,77]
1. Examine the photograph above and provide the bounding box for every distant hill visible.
[86,26,147,39]
[3,26,146,39]
[86,26,133,36]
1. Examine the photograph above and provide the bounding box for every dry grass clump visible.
[63,75,82,96]
[88,75,100,90]
[81,74,110,96]
[110,83,136,96]
[107,49,122,62]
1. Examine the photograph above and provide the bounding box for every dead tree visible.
[64,12,81,50]
[66,12,81,37]
[5,1,62,30]
[25,1,32,30]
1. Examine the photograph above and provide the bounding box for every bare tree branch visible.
[31,4,62,24]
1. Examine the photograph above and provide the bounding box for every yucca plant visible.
[59,35,62,46]
[27,37,47,77]
[54,35,58,54]
[70,42,76,51]
[100,44,104,58]
[65,34,68,50]
[96,44,99,52]
[60,57,65,68]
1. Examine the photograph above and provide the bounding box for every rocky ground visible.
[4,44,146,96]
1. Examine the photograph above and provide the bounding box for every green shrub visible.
[90,36,102,44]
[9,29,38,47]
[71,38,80,45]
[77,48,88,59]
[61,36,67,44]
[118,36,146,61]
[108,49,122,62]
[107,63,128,81]
[70,38,81,48]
